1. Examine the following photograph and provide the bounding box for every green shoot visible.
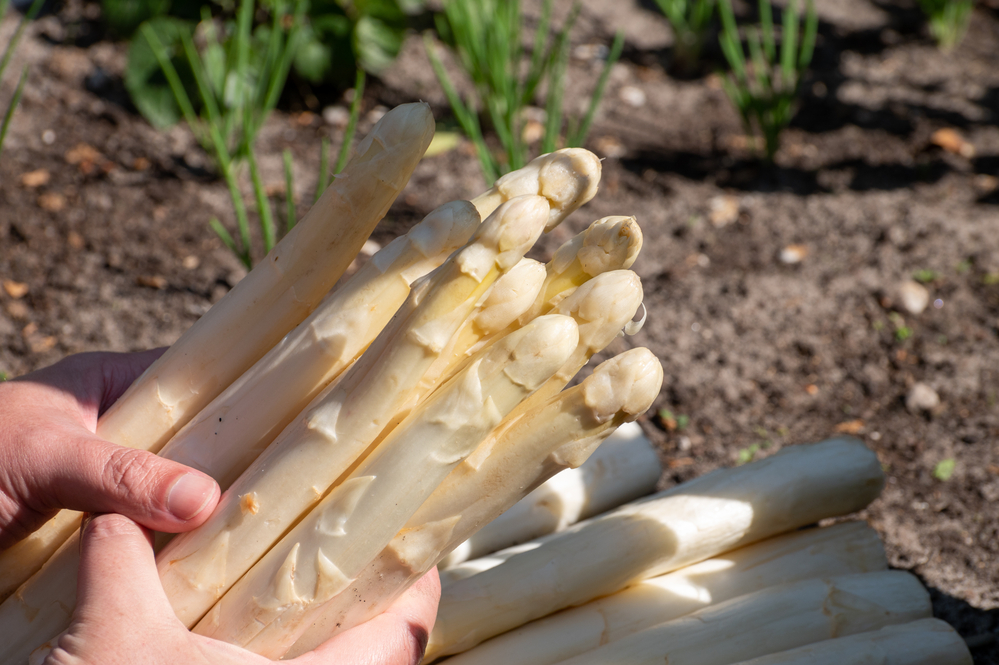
[334,69,366,175]
[426,0,623,182]
[717,0,817,161]
[917,0,973,51]
[913,269,938,284]
[283,149,296,232]
[0,0,44,159]
[933,458,956,482]
[652,0,716,72]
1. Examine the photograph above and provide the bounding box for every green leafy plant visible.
[913,269,938,283]
[425,0,623,184]
[139,0,365,267]
[933,458,956,482]
[0,0,44,160]
[652,0,716,72]
[657,408,690,431]
[717,0,817,161]
[917,0,972,51]
[736,442,761,465]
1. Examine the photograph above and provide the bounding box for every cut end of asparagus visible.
[474,259,547,334]
[582,347,663,424]
[475,150,602,231]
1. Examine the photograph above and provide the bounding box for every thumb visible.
[39,435,220,533]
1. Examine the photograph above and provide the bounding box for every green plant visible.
[913,269,938,283]
[657,408,689,431]
[426,0,624,183]
[917,0,972,50]
[736,442,761,465]
[139,0,365,267]
[933,458,956,482]
[717,0,817,161]
[652,0,716,72]
[0,0,44,160]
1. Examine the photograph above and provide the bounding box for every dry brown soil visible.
[1,0,998,660]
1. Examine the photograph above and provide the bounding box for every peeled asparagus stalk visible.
[159,200,479,492]
[554,571,931,665]
[155,194,550,628]
[439,420,660,568]
[0,103,435,600]
[470,148,602,231]
[285,347,664,658]
[0,511,80,602]
[195,315,580,656]
[445,522,888,665]
[424,436,885,659]
[726,618,973,665]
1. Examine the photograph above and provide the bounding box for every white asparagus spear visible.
[726,618,973,665]
[553,571,931,665]
[155,195,551,628]
[195,315,581,656]
[445,522,887,665]
[0,103,435,600]
[158,200,479,492]
[0,511,80,602]
[424,436,885,659]
[470,148,602,231]
[439,420,660,568]
[286,347,664,658]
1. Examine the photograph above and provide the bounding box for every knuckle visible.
[82,513,143,544]
[101,448,162,503]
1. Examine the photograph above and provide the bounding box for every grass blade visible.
[0,0,43,84]
[0,65,28,160]
[568,29,624,148]
[334,68,365,174]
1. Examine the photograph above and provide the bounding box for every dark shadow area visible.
[923,579,999,665]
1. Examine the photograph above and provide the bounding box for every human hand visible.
[0,351,220,549]
[39,512,439,665]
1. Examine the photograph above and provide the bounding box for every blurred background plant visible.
[0,0,44,159]
[651,0,716,74]
[717,0,817,161]
[916,0,973,51]
[425,0,623,183]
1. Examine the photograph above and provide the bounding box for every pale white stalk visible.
[440,422,661,567]
[286,348,664,658]
[0,511,79,602]
[727,618,973,665]
[553,571,930,665]
[425,436,885,659]
[445,522,888,665]
[155,195,551,628]
[159,200,479,491]
[0,103,435,602]
[195,315,580,656]
[470,149,602,231]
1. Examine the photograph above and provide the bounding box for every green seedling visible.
[657,409,690,431]
[955,258,972,274]
[913,269,938,283]
[0,0,44,160]
[426,0,623,183]
[916,0,973,51]
[717,0,817,161]
[737,442,761,465]
[653,0,717,72]
[933,458,956,482]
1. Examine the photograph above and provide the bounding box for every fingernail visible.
[166,473,216,521]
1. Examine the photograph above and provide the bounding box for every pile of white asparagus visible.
[0,102,973,665]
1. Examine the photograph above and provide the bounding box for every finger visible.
[33,435,220,533]
[298,568,441,665]
[75,513,177,626]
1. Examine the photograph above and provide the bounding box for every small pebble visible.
[899,280,930,314]
[780,244,808,264]
[906,382,940,414]
[619,85,646,108]
[708,195,739,227]
[322,105,349,128]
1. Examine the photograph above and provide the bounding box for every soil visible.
[2,0,999,660]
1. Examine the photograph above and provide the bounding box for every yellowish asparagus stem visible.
[445,522,888,665]
[424,437,885,659]
[194,315,580,656]
[159,200,479,492]
[554,571,930,665]
[155,195,550,628]
[727,618,973,665]
[0,104,434,662]
[439,421,661,568]
[470,149,602,232]
[285,347,664,658]
[0,511,80,602]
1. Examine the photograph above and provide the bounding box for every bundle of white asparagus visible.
[0,101,972,665]
[0,103,673,662]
